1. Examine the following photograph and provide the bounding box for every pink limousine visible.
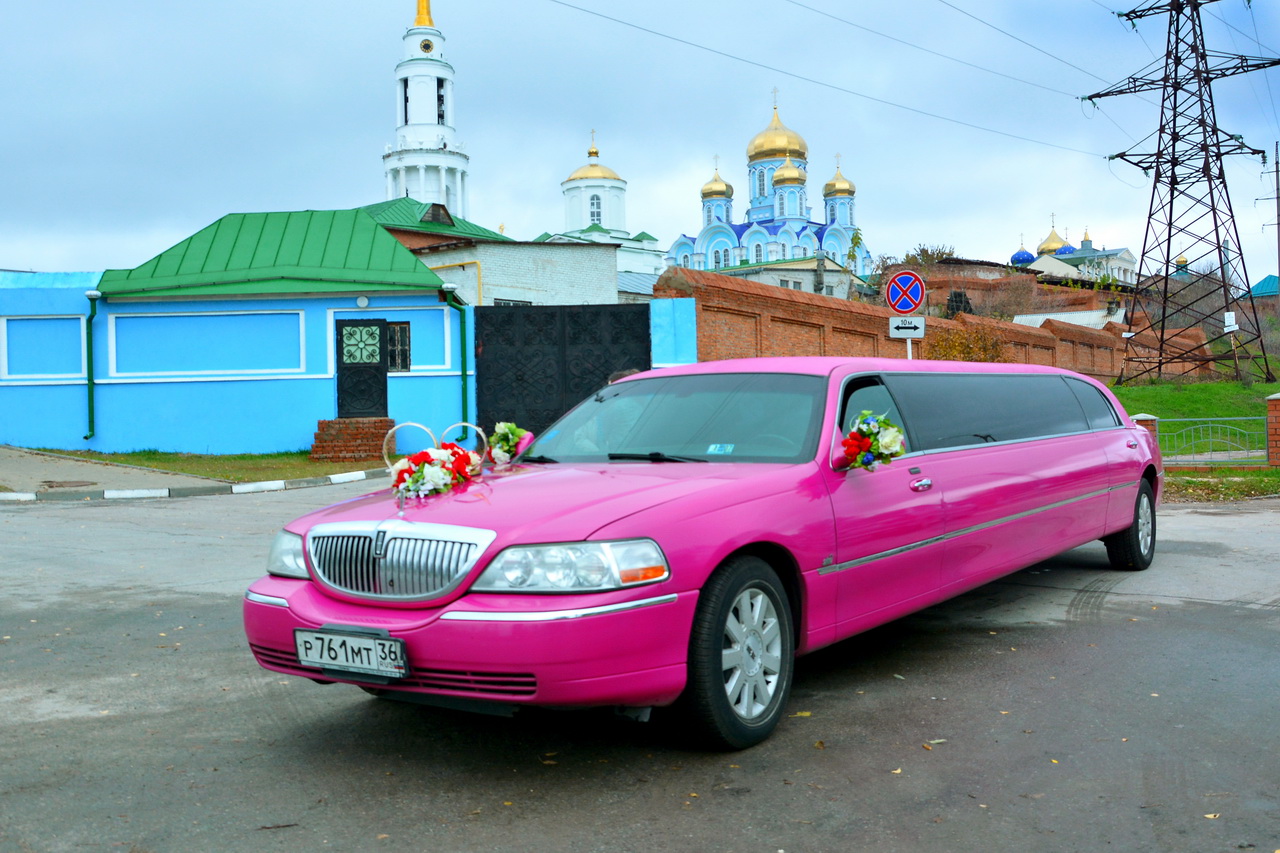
[244,357,1162,749]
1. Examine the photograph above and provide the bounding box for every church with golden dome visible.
[666,108,871,278]
[531,137,667,278]
[1011,224,1138,286]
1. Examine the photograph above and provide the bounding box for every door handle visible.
[1126,440,1139,449]
[910,478,933,492]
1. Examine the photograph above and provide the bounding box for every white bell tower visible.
[383,0,470,217]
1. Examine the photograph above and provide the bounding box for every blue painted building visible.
[0,203,477,455]
[666,108,872,277]
[1,200,697,456]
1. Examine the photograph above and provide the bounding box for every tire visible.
[1104,480,1156,571]
[682,556,795,750]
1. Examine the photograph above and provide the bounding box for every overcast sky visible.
[3,0,1278,281]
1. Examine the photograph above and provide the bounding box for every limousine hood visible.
[287,461,806,545]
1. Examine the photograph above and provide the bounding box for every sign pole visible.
[906,338,913,360]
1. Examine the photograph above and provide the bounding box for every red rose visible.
[843,433,872,461]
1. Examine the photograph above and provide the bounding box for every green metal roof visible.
[100,206,448,298]
[363,198,511,242]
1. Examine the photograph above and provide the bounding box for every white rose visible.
[491,448,511,466]
[390,457,413,476]
[878,426,904,456]
[417,464,452,493]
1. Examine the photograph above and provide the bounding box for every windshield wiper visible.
[608,452,708,463]
[519,454,559,463]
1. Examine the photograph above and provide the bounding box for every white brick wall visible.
[420,242,620,306]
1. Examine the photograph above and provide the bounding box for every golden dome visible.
[823,165,855,196]
[565,144,622,182]
[747,108,808,162]
[700,168,733,199]
[1176,254,1189,266]
[1037,227,1067,256]
[772,155,807,186]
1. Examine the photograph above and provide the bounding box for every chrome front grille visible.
[306,520,497,602]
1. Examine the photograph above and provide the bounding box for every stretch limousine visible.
[244,357,1161,749]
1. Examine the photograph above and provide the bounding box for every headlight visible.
[472,540,668,593]
[266,530,309,579]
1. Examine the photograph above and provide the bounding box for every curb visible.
[0,468,389,503]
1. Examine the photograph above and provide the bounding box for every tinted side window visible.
[839,379,905,435]
[884,374,1091,450]
[1066,378,1121,429]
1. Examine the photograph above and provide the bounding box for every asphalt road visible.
[1,486,1278,853]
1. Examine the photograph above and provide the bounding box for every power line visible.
[1244,3,1280,139]
[783,0,1079,98]
[933,0,1112,84]
[541,0,1107,158]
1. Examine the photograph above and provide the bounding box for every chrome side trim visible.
[441,593,679,622]
[245,590,290,607]
[819,485,1115,575]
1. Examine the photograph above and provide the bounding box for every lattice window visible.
[387,322,411,372]
[590,194,602,225]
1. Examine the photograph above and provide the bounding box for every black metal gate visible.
[475,304,651,435]
[335,319,388,418]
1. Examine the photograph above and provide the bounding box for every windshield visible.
[522,372,827,464]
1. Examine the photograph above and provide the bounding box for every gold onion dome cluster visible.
[565,144,622,182]
[823,166,855,196]
[747,108,808,162]
[700,168,733,199]
[772,155,807,186]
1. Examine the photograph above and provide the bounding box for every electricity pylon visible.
[1087,0,1278,383]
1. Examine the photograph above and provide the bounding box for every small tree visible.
[924,324,1008,363]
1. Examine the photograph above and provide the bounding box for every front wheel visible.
[1104,480,1156,571]
[682,556,795,750]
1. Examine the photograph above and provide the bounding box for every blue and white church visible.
[666,108,871,276]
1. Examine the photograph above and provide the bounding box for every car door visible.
[819,375,948,639]
[884,372,1114,597]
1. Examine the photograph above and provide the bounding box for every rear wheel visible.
[1104,480,1156,571]
[682,556,794,750]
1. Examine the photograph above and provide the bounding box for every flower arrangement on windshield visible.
[391,442,482,498]
[487,421,533,466]
[843,411,906,471]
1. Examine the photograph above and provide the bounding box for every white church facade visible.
[531,140,667,277]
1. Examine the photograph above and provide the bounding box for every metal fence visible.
[1156,417,1268,465]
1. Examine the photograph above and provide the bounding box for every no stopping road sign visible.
[887,270,925,315]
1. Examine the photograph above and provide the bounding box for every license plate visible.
[295,629,407,679]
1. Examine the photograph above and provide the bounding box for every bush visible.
[923,325,1008,362]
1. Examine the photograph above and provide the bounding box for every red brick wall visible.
[654,268,1127,379]
[310,418,395,462]
[1269,394,1280,468]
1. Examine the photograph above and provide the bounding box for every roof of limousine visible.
[633,357,1074,379]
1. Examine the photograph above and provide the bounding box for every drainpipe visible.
[83,289,102,440]
[428,260,483,307]
[441,285,470,441]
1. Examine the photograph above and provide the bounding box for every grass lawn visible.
[1108,379,1280,420]
[36,449,384,483]
[1162,468,1280,502]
